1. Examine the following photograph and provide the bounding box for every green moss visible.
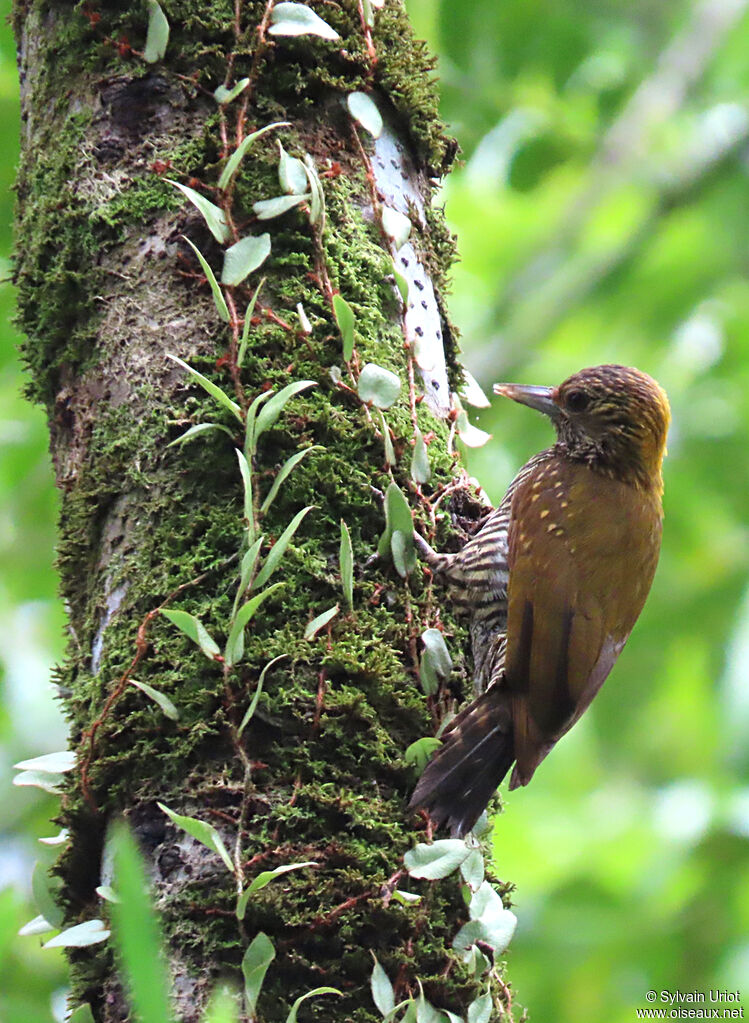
[14,0,513,1019]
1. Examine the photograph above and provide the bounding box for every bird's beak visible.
[493,383,561,422]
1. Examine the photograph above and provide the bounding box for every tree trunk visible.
[14,1,518,1020]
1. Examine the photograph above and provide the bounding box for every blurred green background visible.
[1,0,748,1020]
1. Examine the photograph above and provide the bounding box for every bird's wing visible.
[504,456,659,787]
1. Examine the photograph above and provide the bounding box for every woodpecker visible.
[410,365,670,836]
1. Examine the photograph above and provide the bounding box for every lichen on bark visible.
[14,1,519,1021]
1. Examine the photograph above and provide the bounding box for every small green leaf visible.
[460,849,485,890]
[391,889,421,907]
[254,381,317,444]
[236,861,316,920]
[43,919,110,948]
[391,529,416,578]
[218,122,290,190]
[167,353,242,420]
[130,679,179,721]
[237,654,287,737]
[32,862,64,927]
[378,409,396,466]
[411,427,430,484]
[225,583,285,668]
[371,955,395,1016]
[252,506,314,590]
[378,482,413,557]
[179,238,230,322]
[347,91,383,138]
[96,885,120,904]
[236,449,254,530]
[381,205,411,250]
[362,0,375,27]
[452,882,518,953]
[261,446,321,515]
[404,737,441,772]
[285,988,342,1023]
[233,536,264,618]
[278,142,309,195]
[456,409,491,448]
[268,2,340,40]
[222,234,271,286]
[39,830,69,847]
[404,839,471,880]
[339,520,354,610]
[459,368,491,409]
[242,932,276,1014]
[253,194,310,219]
[18,914,56,937]
[420,628,453,695]
[303,155,325,227]
[12,770,63,794]
[161,608,221,660]
[392,262,409,303]
[304,604,339,640]
[416,987,445,1023]
[144,0,169,62]
[358,362,401,409]
[467,991,492,1023]
[158,803,234,873]
[245,389,274,456]
[14,750,76,773]
[68,1005,96,1023]
[168,422,235,448]
[167,180,229,244]
[214,78,250,104]
[333,294,355,360]
[238,278,265,369]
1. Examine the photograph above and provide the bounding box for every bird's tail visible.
[409,686,515,837]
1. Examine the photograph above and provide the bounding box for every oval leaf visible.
[371,955,395,1016]
[404,839,471,880]
[411,426,430,484]
[144,0,169,62]
[214,78,250,105]
[467,991,492,1023]
[456,410,491,448]
[358,363,401,409]
[333,294,355,360]
[381,205,411,250]
[14,750,76,773]
[222,234,271,286]
[348,91,383,138]
[12,770,63,794]
[253,194,310,220]
[269,2,340,40]
[160,608,220,660]
[44,919,110,948]
[242,932,276,1014]
[279,142,309,195]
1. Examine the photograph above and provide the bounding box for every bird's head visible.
[494,364,670,489]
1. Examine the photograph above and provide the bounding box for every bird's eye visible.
[565,389,590,412]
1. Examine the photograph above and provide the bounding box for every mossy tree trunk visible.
[14,1,518,1021]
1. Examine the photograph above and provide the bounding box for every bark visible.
[14,1,518,1020]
